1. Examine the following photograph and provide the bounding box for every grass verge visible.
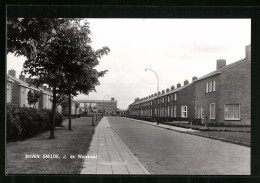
[6,117,97,174]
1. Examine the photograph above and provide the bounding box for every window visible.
[210,103,215,119]
[225,104,240,120]
[168,96,170,102]
[167,106,170,117]
[196,105,203,119]
[151,101,152,105]
[171,95,173,100]
[7,83,10,90]
[158,99,159,104]
[80,103,84,107]
[206,83,209,93]
[213,81,216,91]
[162,98,164,103]
[174,106,177,117]
[181,106,188,117]
[209,82,212,92]
[174,93,177,101]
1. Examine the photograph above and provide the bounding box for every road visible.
[107,116,250,175]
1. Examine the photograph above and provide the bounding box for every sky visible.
[7,19,251,109]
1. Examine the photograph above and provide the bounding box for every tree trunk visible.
[49,86,57,139]
[68,93,72,131]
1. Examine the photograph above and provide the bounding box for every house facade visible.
[76,98,117,114]
[7,71,41,108]
[128,45,251,126]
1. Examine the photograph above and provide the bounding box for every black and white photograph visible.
[6,18,251,175]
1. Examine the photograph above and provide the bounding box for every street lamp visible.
[145,68,159,125]
[103,95,110,115]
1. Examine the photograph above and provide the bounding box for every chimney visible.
[25,78,31,83]
[162,90,165,94]
[154,93,157,96]
[192,76,198,81]
[111,97,114,101]
[177,83,181,88]
[158,91,161,95]
[166,88,170,92]
[171,85,175,90]
[19,75,25,81]
[184,80,189,86]
[44,86,47,90]
[8,69,16,78]
[151,94,154,97]
[216,59,226,70]
[246,44,251,60]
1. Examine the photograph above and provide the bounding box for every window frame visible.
[209,82,212,92]
[213,81,216,92]
[181,106,188,118]
[224,104,240,120]
[206,83,209,93]
[174,93,177,101]
[210,103,215,119]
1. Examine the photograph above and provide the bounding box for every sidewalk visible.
[125,117,198,133]
[80,117,149,174]
[125,117,250,147]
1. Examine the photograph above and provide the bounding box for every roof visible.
[7,74,39,91]
[7,74,53,95]
[75,99,117,103]
[130,57,248,106]
[193,58,247,82]
[131,82,193,105]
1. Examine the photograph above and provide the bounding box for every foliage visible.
[7,18,110,137]
[27,90,41,107]
[6,104,63,142]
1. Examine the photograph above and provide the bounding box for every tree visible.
[27,90,41,107]
[7,18,110,138]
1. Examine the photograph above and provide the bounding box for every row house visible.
[6,69,78,114]
[128,44,251,125]
[7,70,44,108]
[129,79,195,120]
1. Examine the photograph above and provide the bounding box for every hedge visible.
[7,104,63,142]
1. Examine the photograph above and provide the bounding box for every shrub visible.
[6,104,64,142]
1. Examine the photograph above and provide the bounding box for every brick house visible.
[193,45,251,125]
[6,69,55,111]
[7,71,40,108]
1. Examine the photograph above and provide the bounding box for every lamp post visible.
[145,68,159,125]
[103,95,110,115]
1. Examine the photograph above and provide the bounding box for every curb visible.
[123,117,250,148]
[107,120,150,175]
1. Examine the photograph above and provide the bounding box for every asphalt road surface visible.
[107,116,250,175]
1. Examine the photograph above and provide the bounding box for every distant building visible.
[76,98,117,114]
